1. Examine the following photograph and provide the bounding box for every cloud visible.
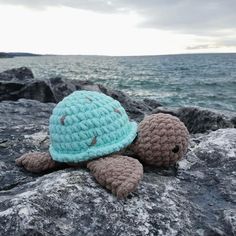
[1,0,236,48]
[135,1,236,34]
[186,44,220,50]
[0,0,117,12]
[218,38,236,48]
[186,35,236,50]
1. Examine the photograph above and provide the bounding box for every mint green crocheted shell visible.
[49,90,137,163]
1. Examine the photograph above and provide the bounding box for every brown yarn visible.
[87,155,143,198]
[89,136,97,146]
[132,113,189,167]
[114,108,122,115]
[60,115,66,125]
[15,152,58,173]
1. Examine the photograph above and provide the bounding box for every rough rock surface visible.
[153,106,235,133]
[0,80,58,103]
[0,99,235,236]
[0,68,159,121]
[0,67,34,81]
[1,67,236,127]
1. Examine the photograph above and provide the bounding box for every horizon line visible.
[1,51,236,57]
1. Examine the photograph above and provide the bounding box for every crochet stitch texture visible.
[49,90,137,163]
[87,155,143,198]
[132,113,189,167]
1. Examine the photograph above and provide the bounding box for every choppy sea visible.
[0,53,235,111]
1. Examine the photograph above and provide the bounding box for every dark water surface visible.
[0,53,235,111]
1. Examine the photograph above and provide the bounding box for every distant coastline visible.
[1,51,236,58]
[0,52,41,58]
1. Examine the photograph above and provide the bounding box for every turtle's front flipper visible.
[87,155,143,198]
[16,152,59,173]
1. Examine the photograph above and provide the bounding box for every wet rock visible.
[98,85,155,122]
[41,77,156,121]
[231,116,236,128]
[153,106,234,133]
[0,67,34,81]
[0,67,157,121]
[46,77,155,121]
[1,67,235,130]
[143,98,162,109]
[0,99,235,236]
[177,107,234,133]
[47,77,101,102]
[0,67,55,102]
[0,80,57,103]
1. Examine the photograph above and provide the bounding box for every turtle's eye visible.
[172,145,179,153]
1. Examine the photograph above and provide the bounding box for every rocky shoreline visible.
[0,52,41,58]
[0,67,235,236]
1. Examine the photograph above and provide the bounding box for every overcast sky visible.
[0,0,236,55]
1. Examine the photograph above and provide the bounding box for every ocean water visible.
[0,53,236,111]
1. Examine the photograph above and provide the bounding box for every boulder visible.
[46,77,157,121]
[0,67,34,81]
[0,68,159,121]
[0,80,57,103]
[0,67,235,132]
[152,106,235,133]
[47,77,101,102]
[98,84,157,122]
[0,99,235,236]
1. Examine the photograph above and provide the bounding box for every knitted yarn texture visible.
[49,91,137,163]
[87,155,143,198]
[15,152,58,173]
[132,113,189,167]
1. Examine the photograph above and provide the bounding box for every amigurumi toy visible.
[16,91,189,198]
[131,113,189,167]
[16,90,143,198]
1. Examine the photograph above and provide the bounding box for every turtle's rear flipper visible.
[16,152,59,173]
[87,155,143,198]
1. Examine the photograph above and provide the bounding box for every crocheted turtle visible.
[16,91,143,198]
[16,91,189,198]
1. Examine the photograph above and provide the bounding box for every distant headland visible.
[0,52,41,58]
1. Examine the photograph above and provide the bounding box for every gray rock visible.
[47,77,156,121]
[0,99,235,236]
[0,67,56,102]
[0,99,54,191]
[0,67,34,81]
[143,98,162,109]
[47,77,101,102]
[0,67,158,121]
[153,106,235,133]
[177,128,236,236]
[98,84,155,122]
[231,116,236,127]
[0,80,57,102]
[3,67,235,132]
